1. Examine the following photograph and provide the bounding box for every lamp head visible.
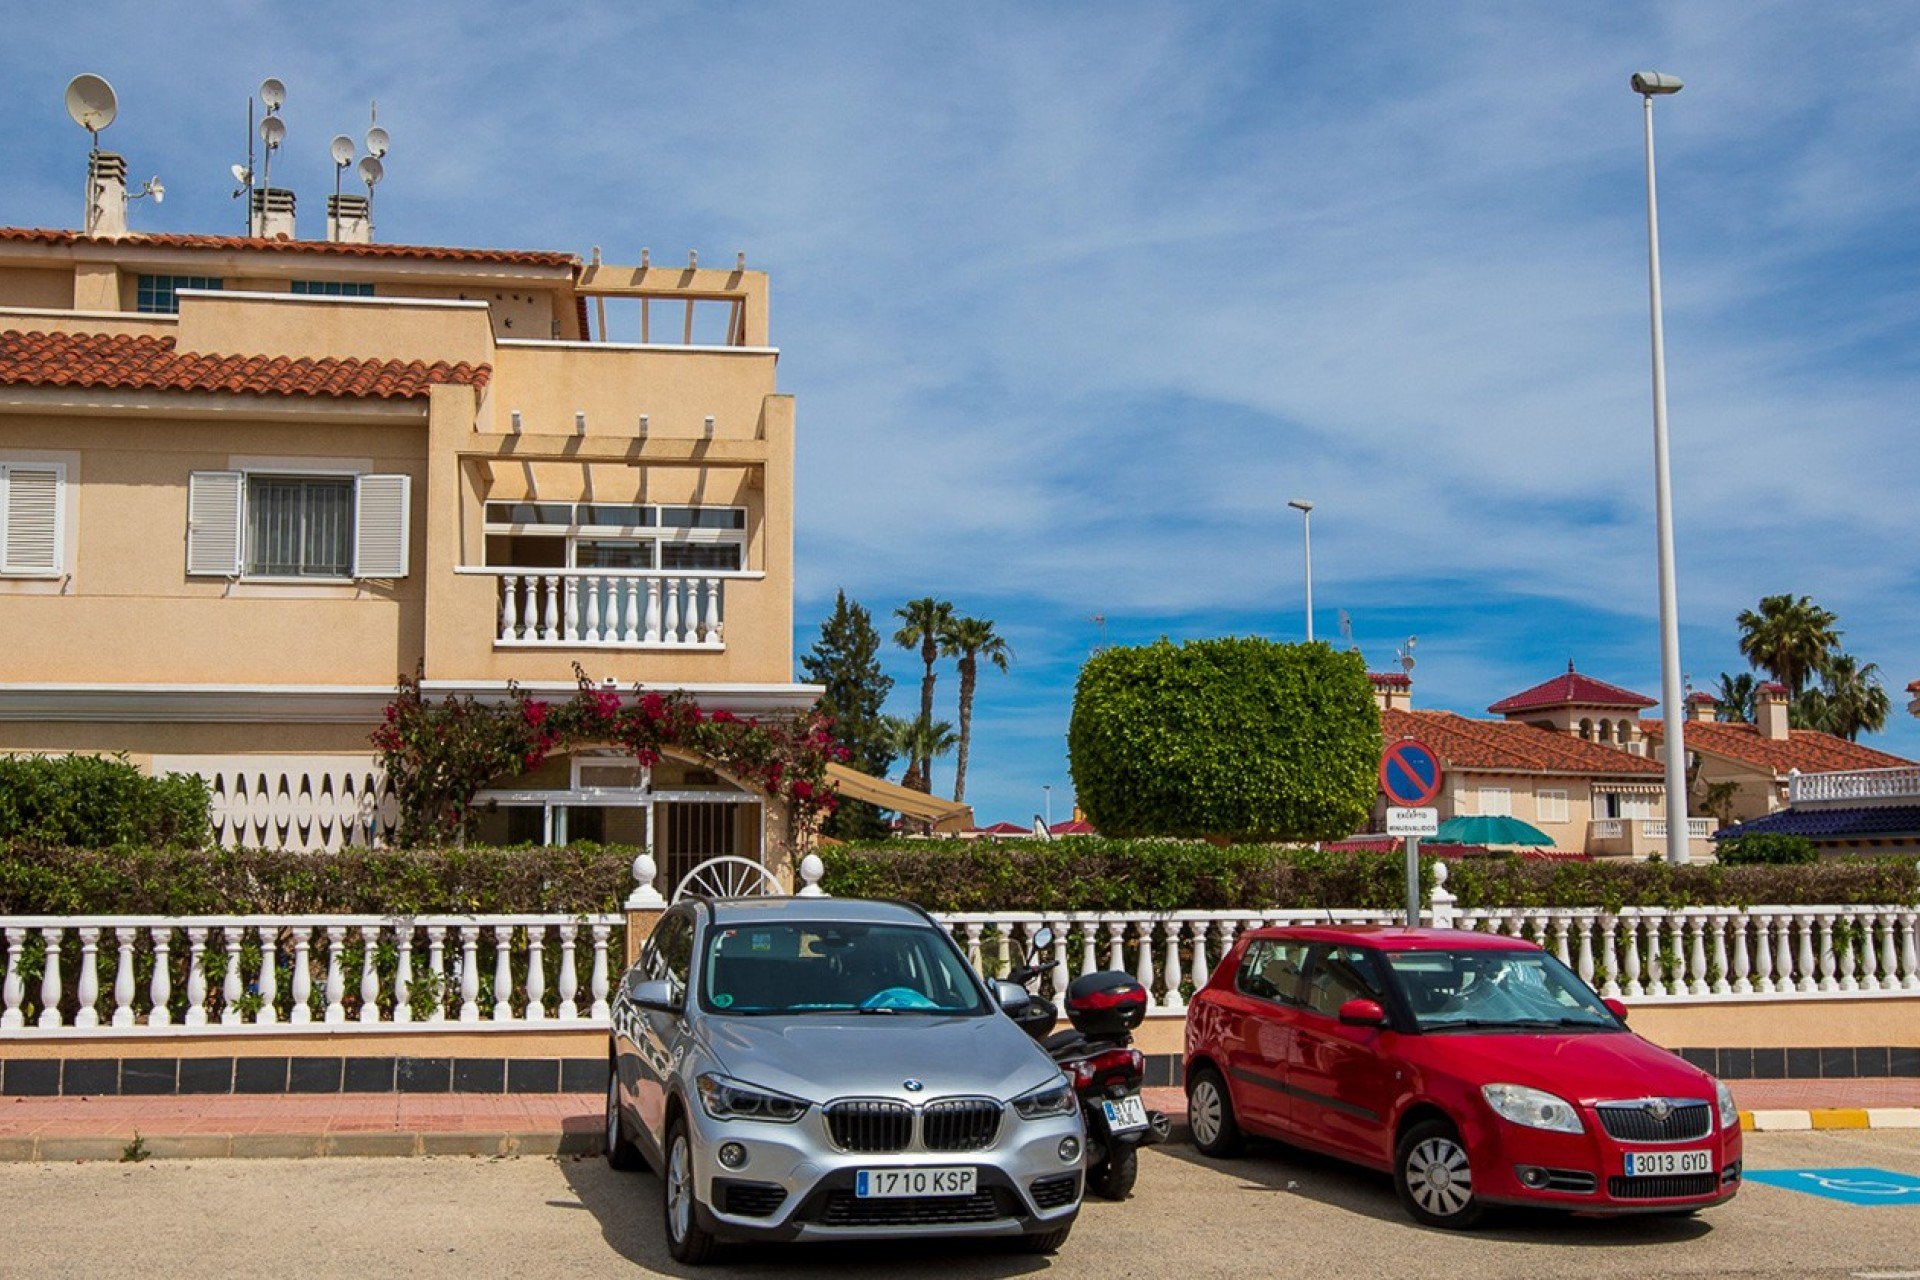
[1631,71,1683,96]
[1287,499,1314,514]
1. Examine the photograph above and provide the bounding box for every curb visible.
[1742,1107,1920,1132]
[0,1130,602,1162]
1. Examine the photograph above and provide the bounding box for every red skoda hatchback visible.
[1184,926,1741,1228]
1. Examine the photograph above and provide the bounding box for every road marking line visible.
[1865,1108,1920,1129]
[1749,1109,1813,1131]
[1811,1108,1873,1130]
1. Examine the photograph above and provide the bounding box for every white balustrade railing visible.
[0,915,621,1032]
[1591,820,1624,839]
[489,569,725,648]
[1790,766,1920,805]
[1642,818,1716,840]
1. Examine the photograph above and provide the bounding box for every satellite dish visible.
[365,126,389,158]
[357,156,384,186]
[230,163,250,184]
[65,74,118,134]
[259,78,286,111]
[330,134,354,166]
[259,116,286,148]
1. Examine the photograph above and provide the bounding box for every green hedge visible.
[1067,638,1381,841]
[0,843,637,915]
[0,755,210,848]
[1715,833,1819,866]
[1440,855,1917,911]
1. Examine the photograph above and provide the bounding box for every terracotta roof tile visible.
[1487,665,1656,715]
[1383,708,1664,776]
[1646,720,1915,778]
[0,329,488,401]
[0,226,576,269]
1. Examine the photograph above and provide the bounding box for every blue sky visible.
[5,4,1917,825]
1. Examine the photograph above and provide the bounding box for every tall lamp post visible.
[1287,498,1315,643]
[1633,70,1690,866]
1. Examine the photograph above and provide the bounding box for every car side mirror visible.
[1338,997,1389,1028]
[993,979,1031,1012]
[624,975,682,1014]
[1603,997,1630,1023]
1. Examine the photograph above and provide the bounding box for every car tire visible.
[1395,1117,1484,1230]
[1187,1067,1244,1158]
[604,1067,644,1172]
[663,1118,721,1266]
[1087,1146,1138,1200]
[1016,1224,1073,1254]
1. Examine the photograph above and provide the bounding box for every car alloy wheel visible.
[1395,1118,1483,1229]
[1186,1067,1243,1157]
[604,1068,642,1171]
[662,1120,720,1265]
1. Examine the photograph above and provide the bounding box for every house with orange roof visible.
[0,117,823,893]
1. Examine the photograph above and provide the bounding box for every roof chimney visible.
[85,151,127,237]
[250,187,296,240]
[327,193,370,245]
[1369,671,1412,713]
[1686,691,1719,724]
[1755,682,1790,740]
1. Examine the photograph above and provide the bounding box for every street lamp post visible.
[1633,70,1690,866]
[1288,499,1315,643]
[1042,785,1052,830]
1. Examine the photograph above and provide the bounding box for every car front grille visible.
[1594,1099,1713,1143]
[922,1098,1003,1152]
[817,1189,1010,1227]
[825,1099,913,1153]
[1607,1174,1720,1200]
[717,1180,787,1218]
[1030,1173,1080,1209]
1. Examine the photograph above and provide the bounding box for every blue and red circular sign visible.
[1379,738,1443,807]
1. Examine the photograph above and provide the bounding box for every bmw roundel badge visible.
[903,1079,924,1092]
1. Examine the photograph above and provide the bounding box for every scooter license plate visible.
[1103,1095,1149,1133]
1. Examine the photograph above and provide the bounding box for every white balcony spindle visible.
[323,926,347,1024]
[148,927,173,1028]
[183,927,209,1027]
[1902,910,1920,992]
[221,929,246,1024]
[1731,914,1752,995]
[620,581,641,644]
[1621,915,1643,997]
[1134,921,1157,1010]
[1817,914,1839,993]
[557,923,580,1020]
[1795,914,1817,993]
[500,574,519,641]
[74,927,101,1028]
[2,928,25,1029]
[1107,921,1126,973]
[1840,912,1863,993]
[493,925,515,1020]
[540,575,559,642]
[645,579,662,642]
[1645,915,1666,996]
[590,924,612,1019]
[37,926,64,1028]
[458,926,481,1022]
[1599,915,1620,998]
[1710,915,1731,996]
[1880,912,1900,992]
[1161,920,1185,1012]
[1188,920,1210,995]
[359,926,382,1023]
[1575,916,1595,986]
[112,927,136,1027]
[525,926,548,1021]
[703,578,722,642]
[1049,919,1070,997]
[393,927,414,1025]
[663,579,682,644]
[583,582,602,643]
[1078,923,1097,978]
[289,929,312,1025]
[1685,917,1709,996]
[256,926,279,1025]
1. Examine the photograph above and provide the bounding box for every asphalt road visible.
[3,1132,1920,1279]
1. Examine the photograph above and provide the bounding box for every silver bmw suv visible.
[606,897,1084,1264]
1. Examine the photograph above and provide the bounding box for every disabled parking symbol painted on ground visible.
[1744,1168,1920,1206]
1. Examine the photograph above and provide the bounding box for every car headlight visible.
[1715,1078,1740,1130]
[695,1073,809,1124]
[1481,1083,1583,1134]
[1012,1077,1077,1121]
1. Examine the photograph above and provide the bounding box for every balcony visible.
[1587,817,1716,859]
[487,569,726,649]
[1788,766,1920,807]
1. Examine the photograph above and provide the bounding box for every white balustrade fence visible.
[1790,766,1920,805]
[0,915,622,1032]
[492,570,724,648]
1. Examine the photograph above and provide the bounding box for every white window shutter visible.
[186,471,244,576]
[1,465,62,573]
[353,474,410,578]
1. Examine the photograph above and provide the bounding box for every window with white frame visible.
[1537,789,1569,824]
[0,462,64,576]
[1476,786,1513,817]
[187,470,410,580]
[483,501,747,573]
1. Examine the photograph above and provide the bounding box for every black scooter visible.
[1007,927,1171,1200]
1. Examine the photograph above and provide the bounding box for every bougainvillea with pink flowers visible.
[372,669,845,847]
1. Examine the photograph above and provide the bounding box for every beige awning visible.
[825,763,974,834]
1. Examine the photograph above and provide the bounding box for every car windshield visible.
[699,921,989,1017]
[1385,948,1621,1032]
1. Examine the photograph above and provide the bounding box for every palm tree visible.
[1713,672,1756,724]
[884,714,957,795]
[1736,594,1841,698]
[940,616,1013,803]
[1815,652,1891,741]
[892,598,953,784]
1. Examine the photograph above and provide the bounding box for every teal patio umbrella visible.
[1428,815,1555,847]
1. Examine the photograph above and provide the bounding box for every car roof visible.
[700,896,932,927]
[1240,924,1542,953]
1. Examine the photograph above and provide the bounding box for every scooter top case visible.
[1064,970,1148,1036]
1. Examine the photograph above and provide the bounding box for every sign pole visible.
[1405,836,1420,927]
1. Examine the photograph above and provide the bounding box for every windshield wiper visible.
[1426,1016,1611,1032]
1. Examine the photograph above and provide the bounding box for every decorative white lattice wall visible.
[150,756,398,852]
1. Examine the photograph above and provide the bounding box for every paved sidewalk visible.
[4,1079,1918,1161]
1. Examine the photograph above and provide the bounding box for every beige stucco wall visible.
[1694,754,1783,823]
[0,266,75,310]
[1439,772,1597,853]
[0,722,379,761]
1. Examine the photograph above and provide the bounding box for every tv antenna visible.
[235,78,288,235]
[1396,636,1417,674]
[357,102,389,233]
[1088,613,1109,654]
[1338,609,1361,656]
